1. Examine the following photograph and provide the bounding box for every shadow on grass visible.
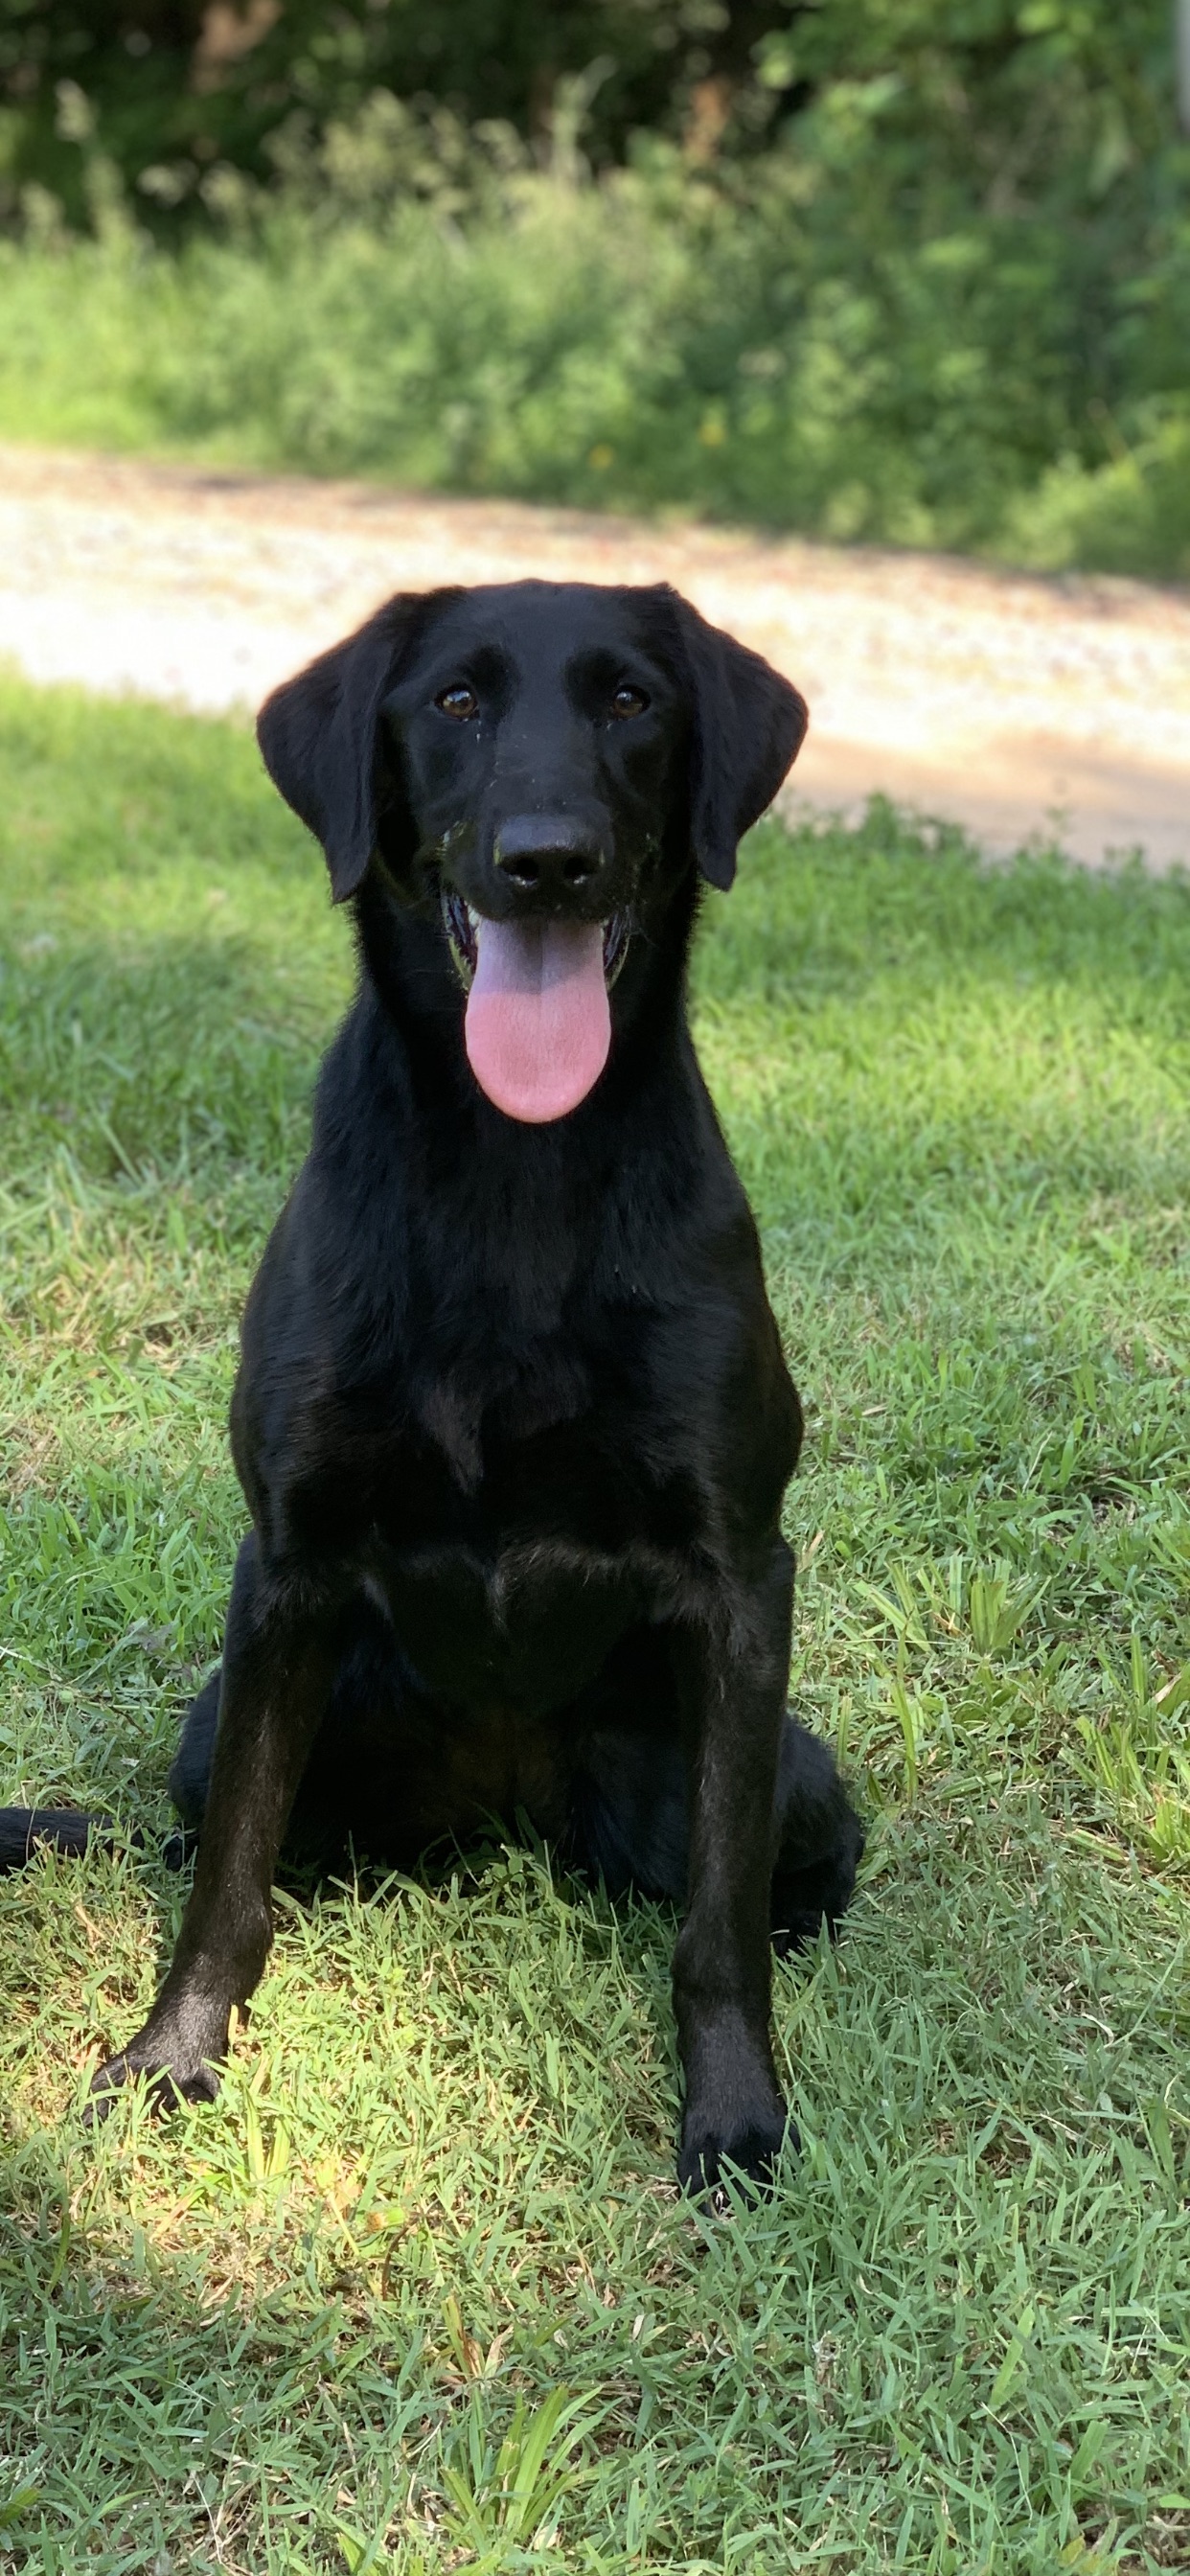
[2,1792,1187,2573]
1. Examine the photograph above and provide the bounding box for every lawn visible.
[1,674,1188,2574]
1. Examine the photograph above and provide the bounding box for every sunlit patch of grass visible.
[2,678,1189,2570]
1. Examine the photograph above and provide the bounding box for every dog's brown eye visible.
[436,684,478,720]
[609,684,649,720]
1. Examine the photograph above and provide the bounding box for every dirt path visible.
[2,442,1188,868]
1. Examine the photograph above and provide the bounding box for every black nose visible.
[492,813,606,897]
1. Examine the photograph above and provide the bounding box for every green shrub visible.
[1,0,1188,577]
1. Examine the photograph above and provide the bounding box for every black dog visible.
[4,581,861,2192]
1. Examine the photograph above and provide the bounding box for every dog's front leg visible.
[89,1535,337,2116]
[672,1543,794,2196]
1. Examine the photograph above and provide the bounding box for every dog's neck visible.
[308,861,721,1340]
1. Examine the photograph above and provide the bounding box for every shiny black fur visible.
[4,581,862,2192]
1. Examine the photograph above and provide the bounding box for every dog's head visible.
[258,581,806,1124]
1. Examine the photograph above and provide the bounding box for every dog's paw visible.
[677,2095,796,2203]
[85,2026,224,2124]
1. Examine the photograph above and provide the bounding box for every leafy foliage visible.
[0,0,790,221]
[1,3,1188,568]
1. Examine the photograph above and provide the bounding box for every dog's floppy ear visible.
[664,590,808,891]
[257,591,455,902]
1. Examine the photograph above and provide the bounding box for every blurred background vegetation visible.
[0,0,1188,572]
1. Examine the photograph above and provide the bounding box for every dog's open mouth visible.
[441,890,629,1124]
[441,891,629,994]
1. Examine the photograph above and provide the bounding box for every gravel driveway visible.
[2,442,1188,868]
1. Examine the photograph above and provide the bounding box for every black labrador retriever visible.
[3,581,861,2192]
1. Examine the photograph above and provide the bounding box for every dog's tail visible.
[0,1807,127,1873]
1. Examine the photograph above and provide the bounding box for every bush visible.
[0,0,1187,577]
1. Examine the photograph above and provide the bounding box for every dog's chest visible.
[374,1527,661,1713]
[356,1341,698,1710]
[411,1339,593,1494]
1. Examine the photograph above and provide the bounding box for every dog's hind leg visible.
[574,1712,861,1942]
[569,1635,861,1952]
[569,1725,690,1903]
[768,1718,864,1956]
[169,1670,222,1832]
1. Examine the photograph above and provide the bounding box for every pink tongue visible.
[465,917,609,1122]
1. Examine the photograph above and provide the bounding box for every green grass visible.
[1,673,1189,2573]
